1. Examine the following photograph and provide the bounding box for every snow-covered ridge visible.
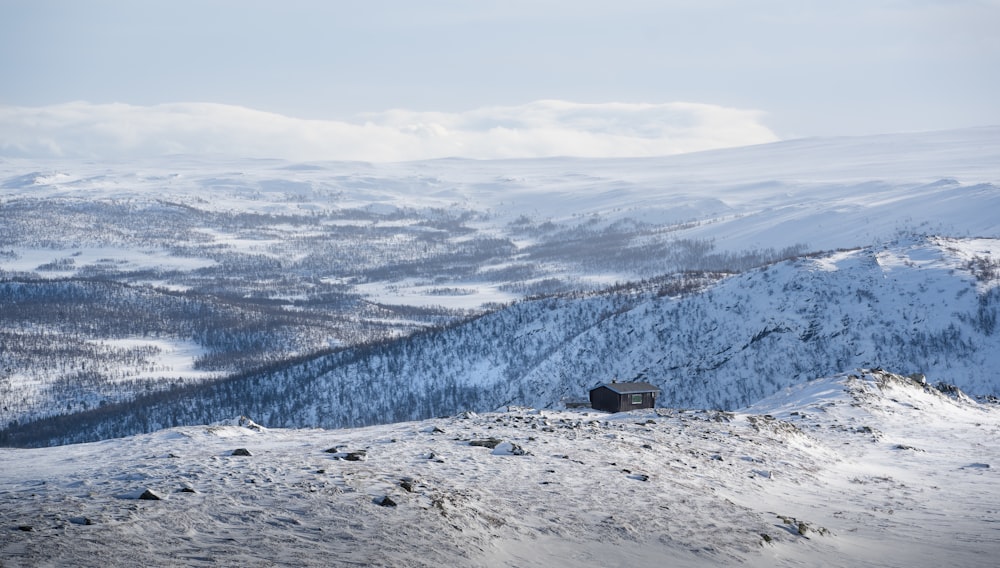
[514,235,1000,408]
[5,234,996,448]
[268,235,1000,420]
[3,126,999,253]
[1,127,999,441]
[2,369,997,567]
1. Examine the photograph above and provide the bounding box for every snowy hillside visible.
[2,369,997,567]
[1,126,999,439]
[7,234,998,447]
[514,235,1000,408]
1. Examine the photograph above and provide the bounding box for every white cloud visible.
[0,100,778,162]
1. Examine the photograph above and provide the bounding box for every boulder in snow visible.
[374,495,397,507]
[138,489,162,501]
[491,442,529,456]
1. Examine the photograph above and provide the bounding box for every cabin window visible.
[631,394,643,405]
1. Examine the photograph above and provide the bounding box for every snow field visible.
[1,370,997,567]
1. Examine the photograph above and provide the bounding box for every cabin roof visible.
[592,382,659,395]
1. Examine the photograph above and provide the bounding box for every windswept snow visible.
[1,370,997,567]
[2,128,999,565]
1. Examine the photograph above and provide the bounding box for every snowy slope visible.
[1,126,999,441]
[2,369,997,567]
[514,235,1000,408]
[7,234,998,447]
[294,234,1000,421]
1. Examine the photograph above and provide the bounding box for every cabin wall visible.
[589,387,621,412]
[590,387,657,412]
[628,392,655,410]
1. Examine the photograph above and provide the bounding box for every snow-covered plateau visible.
[1,370,997,567]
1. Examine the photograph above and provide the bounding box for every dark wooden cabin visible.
[589,382,659,413]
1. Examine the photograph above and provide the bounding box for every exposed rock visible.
[374,495,397,507]
[231,448,253,457]
[325,448,367,461]
[776,514,830,537]
[469,438,503,449]
[934,382,975,403]
[138,489,162,501]
[237,416,266,431]
[491,441,529,456]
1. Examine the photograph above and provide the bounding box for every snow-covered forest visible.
[0,126,999,568]
[1,127,999,445]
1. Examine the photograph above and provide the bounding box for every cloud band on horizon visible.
[0,100,778,162]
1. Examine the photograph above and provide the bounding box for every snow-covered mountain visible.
[1,126,999,441]
[2,369,997,567]
[2,127,1000,565]
[0,128,1000,440]
[6,233,997,447]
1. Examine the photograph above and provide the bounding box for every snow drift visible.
[1,369,997,567]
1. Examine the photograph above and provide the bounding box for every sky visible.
[1,0,998,161]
